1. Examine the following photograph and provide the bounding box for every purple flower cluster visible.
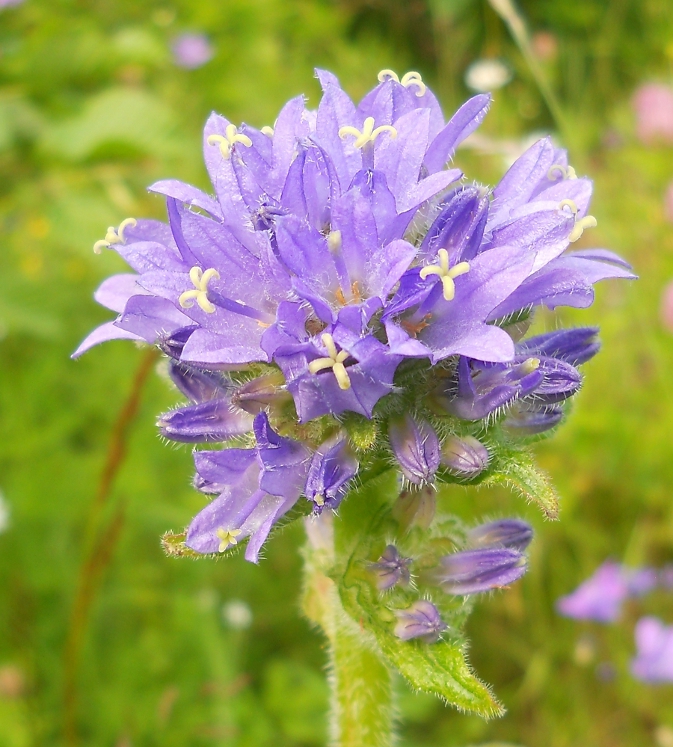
[75,69,632,564]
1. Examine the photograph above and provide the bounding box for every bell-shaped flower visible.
[304,437,359,513]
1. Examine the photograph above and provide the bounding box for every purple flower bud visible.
[394,600,447,643]
[369,545,412,590]
[158,326,197,360]
[434,548,528,595]
[304,438,358,512]
[391,487,436,532]
[441,435,489,479]
[503,403,563,435]
[467,519,534,552]
[518,327,600,366]
[631,616,673,683]
[172,33,214,70]
[157,400,253,443]
[389,416,440,485]
[420,186,489,263]
[169,361,225,403]
[231,372,290,414]
[531,357,582,404]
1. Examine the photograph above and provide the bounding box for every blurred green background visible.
[1,0,673,745]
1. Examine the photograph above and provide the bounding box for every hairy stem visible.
[302,514,395,747]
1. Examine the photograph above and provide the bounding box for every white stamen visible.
[327,230,342,253]
[547,164,577,181]
[217,527,242,552]
[558,199,597,242]
[419,249,470,301]
[207,124,253,159]
[307,332,352,390]
[339,117,397,149]
[261,126,274,137]
[377,69,426,96]
[178,266,220,313]
[93,217,137,254]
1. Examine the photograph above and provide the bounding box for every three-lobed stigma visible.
[419,249,470,301]
[377,69,427,97]
[217,527,242,552]
[178,266,220,313]
[93,217,136,254]
[339,117,397,149]
[559,199,598,243]
[307,332,353,390]
[207,124,253,158]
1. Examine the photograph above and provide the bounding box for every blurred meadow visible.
[1,0,673,745]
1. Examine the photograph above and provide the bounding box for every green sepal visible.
[333,470,504,718]
[486,444,560,520]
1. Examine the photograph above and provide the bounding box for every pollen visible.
[547,164,577,181]
[377,69,427,97]
[93,217,137,254]
[558,199,598,243]
[216,527,242,552]
[519,357,541,375]
[314,494,325,507]
[307,333,352,390]
[207,124,253,158]
[260,126,274,137]
[419,249,470,301]
[339,117,397,149]
[178,266,220,313]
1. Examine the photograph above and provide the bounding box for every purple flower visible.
[556,561,656,623]
[388,416,440,485]
[440,435,489,479]
[186,412,310,562]
[502,402,563,435]
[467,519,533,552]
[304,437,358,513]
[172,33,214,69]
[433,547,528,595]
[631,617,673,683]
[369,545,412,590]
[394,600,447,643]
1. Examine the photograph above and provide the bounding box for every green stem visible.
[301,515,395,747]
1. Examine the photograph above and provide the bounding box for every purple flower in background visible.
[556,561,656,623]
[631,617,673,683]
[394,600,447,642]
[632,83,673,145]
[433,547,528,595]
[370,545,412,590]
[172,33,214,69]
[0,0,24,8]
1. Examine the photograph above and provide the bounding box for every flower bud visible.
[503,403,562,435]
[392,486,436,532]
[158,325,197,359]
[434,547,528,595]
[532,358,582,404]
[393,600,447,643]
[441,435,489,479]
[467,519,534,552]
[304,438,358,513]
[231,371,289,414]
[389,416,440,485]
[369,545,412,590]
[518,327,600,366]
[168,361,225,403]
[157,400,253,443]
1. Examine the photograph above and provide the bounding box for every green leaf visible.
[486,446,560,519]
[333,471,504,718]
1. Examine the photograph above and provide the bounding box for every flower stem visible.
[302,514,395,747]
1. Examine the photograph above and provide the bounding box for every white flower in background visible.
[222,600,252,630]
[465,59,512,93]
[0,491,10,534]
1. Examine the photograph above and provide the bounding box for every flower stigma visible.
[207,124,253,158]
[307,333,352,390]
[419,249,470,301]
[377,69,427,97]
[178,266,220,313]
[93,217,137,254]
[217,527,242,552]
[339,117,397,149]
[547,164,577,181]
[559,199,598,243]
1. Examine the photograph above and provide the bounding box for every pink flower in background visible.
[0,0,25,8]
[660,280,673,332]
[631,617,673,683]
[172,33,214,70]
[632,84,673,144]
